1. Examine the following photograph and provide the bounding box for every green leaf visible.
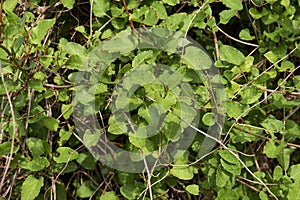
[239,29,255,40]
[61,104,73,120]
[216,169,230,187]
[240,86,263,104]
[58,128,72,146]
[259,191,269,200]
[100,191,118,200]
[232,56,254,74]
[132,50,153,68]
[221,0,243,10]
[202,112,215,126]
[53,147,79,163]
[54,161,78,174]
[20,157,50,171]
[21,175,44,200]
[160,13,187,30]
[31,19,56,44]
[162,0,180,6]
[221,159,241,176]
[83,129,100,148]
[0,141,19,155]
[182,45,212,70]
[151,2,168,19]
[76,180,94,198]
[65,42,86,56]
[277,148,294,170]
[219,150,239,165]
[62,0,75,9]
[76,152,97,170]
[186,184,199,195]
[108,115,127,135]
[288,180,300,200]
[219,9,237,24]
[120,182,144,199]
[65,55,84,70]
[263,140,285,158]
[273,166,283,181]
[277,60,295,72]
[93,0,110,18]
[289,164,300,181]
[56,183,67,200]
[41,116,60,131]
[25,138,45,158]
[281,0,290,7]
[249,7,268,19]
[28,80,45,92]
[170,166,195,180]
[226,101,244,119]
[264,46,287,63]
[220,45,245,65]
[216,188,238,200]
[261,117,283,133]
[143,9,158,25]
[3,0,18,12]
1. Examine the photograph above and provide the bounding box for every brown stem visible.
[122,0,136,31]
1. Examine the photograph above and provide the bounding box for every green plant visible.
[0,0,299,199]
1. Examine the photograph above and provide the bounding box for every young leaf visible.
[170,166,195,180]
[239,29,255,40]
[219,9,237,24]
[221,0,243,10]
[62,0,75,9]
[273,165,283,181]
[21,175,44,200]
[186,184,199,195]
[61,104,73,120]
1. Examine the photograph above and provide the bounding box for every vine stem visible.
[224,65,300,142]
[216,25,259,47]
[0,63,18,191]
[181,119,279,200]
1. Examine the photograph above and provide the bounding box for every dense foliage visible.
[0,0,300,199]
